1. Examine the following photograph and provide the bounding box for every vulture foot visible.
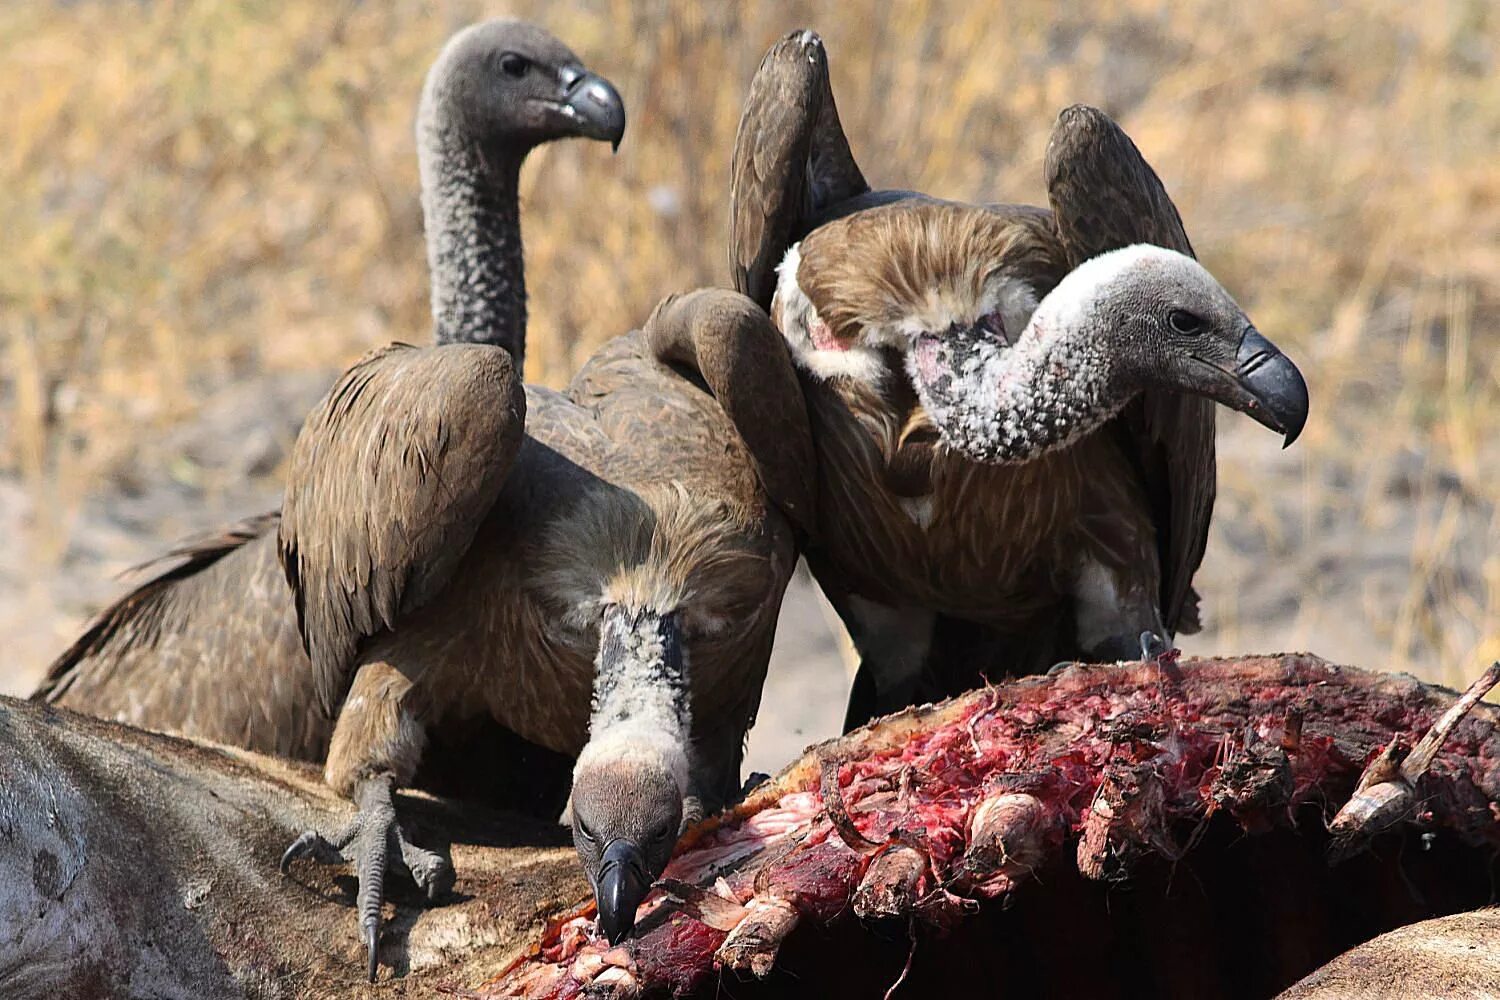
[279,774,454,981]
[1139,630,1170,661]
[1083,629,1165,664]
[740,771,772,797]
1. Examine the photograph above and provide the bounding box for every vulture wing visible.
[32,514,330,760]
[644,288,819,539]
[279,343,526,715]
[729,29,869,310]
[35,513,278,701]
[1043,104,1214,633]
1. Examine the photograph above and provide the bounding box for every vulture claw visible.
[364,918,380,983]
[278,774,453,982]
[1139,631,1170,662]
[740,771,772,798]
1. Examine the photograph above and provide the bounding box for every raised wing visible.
[729,30,869,309]
[1043,104,1214,633]
[278,343,525,714]
[644,288,819,539]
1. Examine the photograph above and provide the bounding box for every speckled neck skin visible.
[909,302,1126,464]
[419,113,528,362]
[582,606,692,792]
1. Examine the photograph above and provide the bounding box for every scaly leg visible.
[280,773,453,981]
[836,596,936,731]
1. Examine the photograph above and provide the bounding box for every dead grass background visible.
[1,0,1497,702]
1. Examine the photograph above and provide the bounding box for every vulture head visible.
[421,19,626,155]
[570,734,685,945]
[1032,243,1311,443]
[774,201,1309,464]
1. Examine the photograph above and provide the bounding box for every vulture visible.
[277,286,808,977]
[716,31,1309,727]
[34,20,812,976]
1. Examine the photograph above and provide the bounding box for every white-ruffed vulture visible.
[719,31,1309,727]
[278,285,807,977]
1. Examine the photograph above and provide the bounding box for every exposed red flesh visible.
[481,655,1500,999]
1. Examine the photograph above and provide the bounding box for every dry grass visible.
[1,0,1497,690]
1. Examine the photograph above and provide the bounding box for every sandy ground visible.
[2,367,1493,776]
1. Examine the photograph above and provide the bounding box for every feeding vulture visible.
[278,285,807,977]
[718,31,1309,727]
[37,20,815,976]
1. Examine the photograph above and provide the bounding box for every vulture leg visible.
[833,593,935,732]
[1066,448,1169,663]
[680,795,706,834]
[280,660,448,980]
[281,774,453,981]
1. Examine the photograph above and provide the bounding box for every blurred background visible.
[1,0,1496,772]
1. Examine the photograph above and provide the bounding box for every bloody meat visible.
[481,654,1500,999]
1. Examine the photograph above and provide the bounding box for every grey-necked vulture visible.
[36,20,813,976]
[717,31,1309,728]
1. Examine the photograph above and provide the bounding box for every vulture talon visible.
[1139,631,1169,662]
[363,918,380,984]
[279,820,358,873]
[740,772,772,798]
[279,776,451,982]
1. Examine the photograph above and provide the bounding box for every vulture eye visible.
[577,820,597,844]
[498,53,531,78]
[1168,309,1206,336]
[975,310,1007,342]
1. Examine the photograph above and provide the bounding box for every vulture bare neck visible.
[910,303,1122,465]
[420,126,528,362]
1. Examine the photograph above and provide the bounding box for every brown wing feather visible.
[644,288,818,539]
[32,519,328,760]
[1043,104,1214,633]
[278,342,526,714]
[34,512,279,702]
[729,30,868,309]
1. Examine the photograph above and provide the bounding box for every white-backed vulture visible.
[267,27,814,982]
[277,286,808,976]
[29,20,810,977]
[716,31,1310,727]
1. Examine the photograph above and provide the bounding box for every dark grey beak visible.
[1231,327,1309,447]
[595,838,651,944]
[560,68,626,151]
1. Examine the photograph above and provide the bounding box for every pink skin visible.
[808,316,844,352]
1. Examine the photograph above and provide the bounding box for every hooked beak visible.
[1201,327,1309,447]
[557,68,626,151]
[595,839,652,944]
